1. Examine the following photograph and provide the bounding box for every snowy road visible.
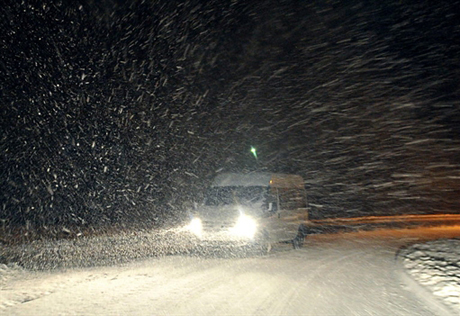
[3,226,460,316]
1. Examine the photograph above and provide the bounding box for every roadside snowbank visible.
[0,228,195,270]
[398,238,460,314]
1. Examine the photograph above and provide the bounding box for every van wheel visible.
[292,236,303,249]
[292,224,308,249]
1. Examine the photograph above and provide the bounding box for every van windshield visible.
[204,186,267,206]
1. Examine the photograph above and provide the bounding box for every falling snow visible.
[1,0,459,255]
[1,2,460,315]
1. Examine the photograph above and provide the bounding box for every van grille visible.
[202,219,236,232]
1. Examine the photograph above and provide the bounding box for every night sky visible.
[1,0,459,230]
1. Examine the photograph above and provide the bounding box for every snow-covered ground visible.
[1,226,460,315]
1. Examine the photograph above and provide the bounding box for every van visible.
[184,172,309,250]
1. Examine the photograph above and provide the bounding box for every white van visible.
[184,172,309,250]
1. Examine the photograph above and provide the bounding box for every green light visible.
[250,146,258,159]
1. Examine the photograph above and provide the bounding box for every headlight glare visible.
[186,217,202,237]
[231,214,257,239]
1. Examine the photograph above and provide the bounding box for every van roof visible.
[211,172,304,189]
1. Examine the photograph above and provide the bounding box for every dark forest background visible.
[1,0,459,233]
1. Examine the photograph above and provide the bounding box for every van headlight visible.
[186,218,202,237]
[230,214,257,239]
